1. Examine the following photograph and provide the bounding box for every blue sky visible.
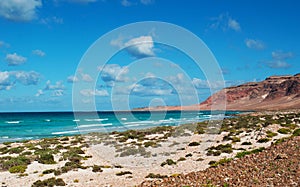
[0,0,299,112]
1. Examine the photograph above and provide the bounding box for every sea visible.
[0,111,241,143]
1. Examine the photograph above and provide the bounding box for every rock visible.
[274,153,288,160]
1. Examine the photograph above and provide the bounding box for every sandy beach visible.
[0,110,299,187]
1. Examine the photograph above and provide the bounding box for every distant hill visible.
[134,73,300,111]
[199,73,300,110]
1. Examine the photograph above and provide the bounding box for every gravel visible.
[140,136,300,187]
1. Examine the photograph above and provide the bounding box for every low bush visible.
[38,153,56,164]
[8,165,27,173]
[277,128,291,134]
[32,177,66,187]
[116,171,132,176]
[188,142,200,146]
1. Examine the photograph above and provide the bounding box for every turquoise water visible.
[0,111,241,143]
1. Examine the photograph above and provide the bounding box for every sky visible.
[0,0,299,112]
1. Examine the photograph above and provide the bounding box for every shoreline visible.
[0,110,299,186]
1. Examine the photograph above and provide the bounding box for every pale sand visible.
[0,112,298,187]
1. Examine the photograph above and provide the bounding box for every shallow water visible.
[0,110,241,143]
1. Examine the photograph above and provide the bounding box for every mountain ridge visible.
[134,73,300,111]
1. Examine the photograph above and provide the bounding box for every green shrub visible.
[266,131,278,138]
[231,136,241,143]
[42,169,56,174]
[116,171,132,176]
[8,147,24,154]
[38,153,56,164]
[235,147,265,158]
[277,128,291,134]
[161,159,176,167]
[257,138,270,143]
[92,165,103,172]
[188,142,200,146]
[145,173,167,178]
[292,128,300,136]
[9,165,27,173]
[32,177,66,187]
[144,141,157,147]
[209,158,233,167]
[241,142,252,145]
[2,156,31,170]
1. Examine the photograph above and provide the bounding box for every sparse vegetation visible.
[8,165,27,173]
[92,165,103,172]
[235,147,265,158]
[146,173,168,179]
[241,141,252,145]
[292,128,300,136]
[188,142,200,146]
[278,128,291,134]
[161,159,176,167]
[116,171,132,176]
[257,138,270,143]
[32,177,66,187]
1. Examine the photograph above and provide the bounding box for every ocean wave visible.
[73,119,80,122]
[123,120,155,125]
[84,118,108,122]
[77,123,113,128]
[52,130,79,135]
[121,118,127,121]
[5,121,21,124]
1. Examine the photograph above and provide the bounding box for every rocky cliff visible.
[199,73,300,110]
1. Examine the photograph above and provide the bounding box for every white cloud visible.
[0,0,42,21]
[98,64,129,87]
[67,75,79,83]
[228,18,241,31]
[66,0,97,3]
[111,35,155,58]
[35,89,44,97]
[125,36,155,57]
[81,73,93,82]
[210,13,241,32]
[80,89,109,97]
[6,53,27,66]
[192,78,225,89]
[0,71,40,90]
[32,49,46,57]
[40,16,63,25]
[0,41,10,48]
[121,0,154,6]
[264,50,293,69]
[52,90,64,97]
[121,0,132,6]
[140,0,154,5]
[14,71,40,85]
[166,73,185,85]
[44,80,65,90]
[245,39,265,50]
[272,51,293,60]
[265,61,291,69]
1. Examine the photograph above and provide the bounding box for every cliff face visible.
[199,74,300,110]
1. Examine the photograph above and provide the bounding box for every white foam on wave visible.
[123,120,155,125]
[84,118,108,122]
[52,130,79,135]
[77,123,113,128]
[73,119,80,122]
[5,121,21,124]
[121,118,127,121]
[44,119,51,122]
